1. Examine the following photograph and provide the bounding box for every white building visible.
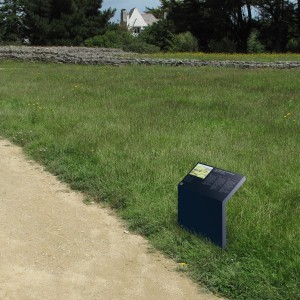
[120,8,158,34]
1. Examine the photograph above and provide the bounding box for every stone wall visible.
[1,46,300,69]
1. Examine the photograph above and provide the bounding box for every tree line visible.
[146,0,300,52]
[0,0,114,45]
[0,0,299,53]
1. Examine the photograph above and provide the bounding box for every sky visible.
[102,0,161,23]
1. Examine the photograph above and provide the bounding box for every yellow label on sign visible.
[190,163,213,179]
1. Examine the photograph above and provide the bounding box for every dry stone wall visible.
[1,46,300,69]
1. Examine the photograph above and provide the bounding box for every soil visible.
[0,138,223,300]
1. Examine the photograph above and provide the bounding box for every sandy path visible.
[0,138,222,300]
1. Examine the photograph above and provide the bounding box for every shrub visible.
[287,38,300,53]
[0,39,23,46]
[84,29,159,53]
[138,20,175,52]
[84,30,126,49]
[123,39,159,53]
[172,32,198,52]
[247,30,265,53]
[208,37,237,53]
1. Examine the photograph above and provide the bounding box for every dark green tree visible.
[22,0,53,45]
[69,0,115,45]
[144,6,165,19]
[0,0,24,43]
[22,0,115,45]
[297,0,300,36]
[256,0,296,51]
[217,0,257,52]
[160,0,233,51]
[154,0,300,52]
[164,0,258,52]
[139,19,175,51]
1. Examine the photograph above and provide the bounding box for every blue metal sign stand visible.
[178,163,246,249]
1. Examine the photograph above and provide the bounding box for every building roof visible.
[128,8,135,18]
[141,13,158,26]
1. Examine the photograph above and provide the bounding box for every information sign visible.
[178,162,246,248]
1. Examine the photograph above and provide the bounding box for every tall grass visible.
[0,60,299,299]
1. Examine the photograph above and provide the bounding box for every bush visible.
[84,30,126,49]
[172,32,198,52]
[287,38,300,53]
[0,39,23,46]
[84,29,159,54]
[138,20,175,52]
[123,39,159,53]
[247,30,265,53]
[208,37,237,53]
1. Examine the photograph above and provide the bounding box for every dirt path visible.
[0,138,222,300]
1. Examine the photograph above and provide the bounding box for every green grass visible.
[138,52,300,62]
[0,60,299,299]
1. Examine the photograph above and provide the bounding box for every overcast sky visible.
[102,0,161,23]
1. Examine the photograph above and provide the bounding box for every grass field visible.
[0,60,299,299]
[140,52,300,62]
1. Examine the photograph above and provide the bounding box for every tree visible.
[224,0,254,51]
[22,0,115,45]
[297,0,300,36]
[256,0,295,52]
[70,0,115,44]
[139,19,175,51]
[0,0,24,43]
[144,6,165,19]
[164,0,258,52]
[160,0,237,51]
[22,0,54,45]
